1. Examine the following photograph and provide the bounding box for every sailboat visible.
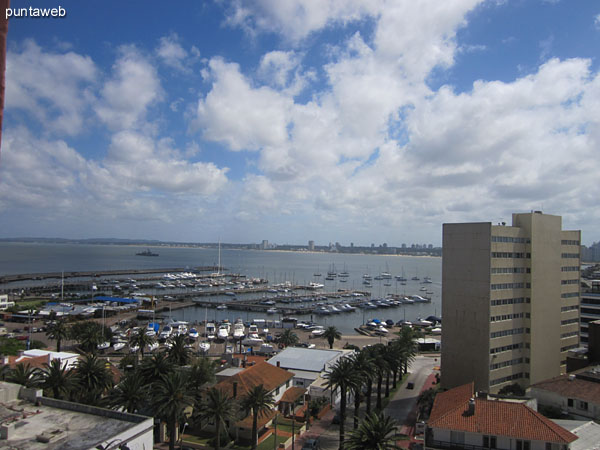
[313,265,322,277]
[411,268,420,281]
[339,263,349,278]
[395,267,407,282]
[211,240,222,277]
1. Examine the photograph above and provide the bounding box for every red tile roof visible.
[428,384,577,444]
[4,355,49,370]
[215,361,294,399]
[236,408,277,429]
[279,386,306,404]
[530,372,600,405]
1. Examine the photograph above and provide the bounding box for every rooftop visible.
[0,382,152,449]
[529,366,600,405]
[215,361,294,399]
[428,383,577,444]
[267,347,346,373]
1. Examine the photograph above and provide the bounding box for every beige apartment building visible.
[441,211,581,394]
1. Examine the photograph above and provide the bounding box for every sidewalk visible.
[396,372,438,449]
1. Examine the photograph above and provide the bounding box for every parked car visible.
[302,438,320,450]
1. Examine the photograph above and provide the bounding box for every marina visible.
[0,242,442,335]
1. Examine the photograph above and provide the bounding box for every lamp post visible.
[179,422,188,449]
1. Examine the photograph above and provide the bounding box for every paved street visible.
[384,355,439,424]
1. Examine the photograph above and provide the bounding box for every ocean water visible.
[0,242,442,334]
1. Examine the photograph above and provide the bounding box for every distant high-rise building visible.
[350,242,354,248]
[308,240,315,251]
[441,211,581,394]
[261,240,269,250]
[402,243,406,249]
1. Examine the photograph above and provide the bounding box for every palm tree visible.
[322,326,342,349]
[198,387,238,450]
[278,329,299,348]
[345,412,398,450]
[70,321,108,354]
[349,349,371,429]
[6,363,41,388]
[41,359,76,399]
[151,370,194,450]
[186,357,216,399]
[107,370,148,414]
[140,351,174,385]
[396,327,417,376]
[46,320,69,352]
[324,357,359,450]
[240,384,274,450]
[129,328,155,361]
[73,353,114,405]
[167,334,192,366]
[361,346,377,416]
[371,345,389,412]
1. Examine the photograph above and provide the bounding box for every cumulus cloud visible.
[156,33,195,72]
[95,46,162,130]
[6,40,97,136]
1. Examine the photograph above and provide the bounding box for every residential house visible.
[528,366,600,420]
[426,383,578,450]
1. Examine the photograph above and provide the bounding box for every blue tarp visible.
[95,296,140,304]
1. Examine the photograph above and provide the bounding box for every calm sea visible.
[0,242,442,334]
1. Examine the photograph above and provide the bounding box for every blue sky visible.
[1,0,600,246]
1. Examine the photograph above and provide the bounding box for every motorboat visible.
[129,345,140,353]
[267,307,278,314]
[308,282,324,289]
[315,306,330,315]
[112,341,126,351]
[311,326,326,337]
[159,325,173,340]
[205,322,216,338]
[233,322,245,339]
[216,304,228,310]
[248,324,260,339]
[188,328,199,340]
[242,336,263,346]
[147,341,159,352]
[257,343,276,355]
[329,305,341,313]
[217,323,230,339]
[97,341,110,350]
[199,341,211,353]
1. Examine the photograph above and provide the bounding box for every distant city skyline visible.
[1,1,600,245]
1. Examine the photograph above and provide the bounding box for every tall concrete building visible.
[441,211,581,394]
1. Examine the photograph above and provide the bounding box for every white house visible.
[426,383,578,450]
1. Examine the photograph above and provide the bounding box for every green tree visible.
[186,357,216,399]
[395,327,417,377]
[345,412,398,450]
[129,328,155,361]
[349,349,371,429]
[371,344,389,412]
[140,351,174,385]
[198,387,238,450]
[278,329,299,348]
[41,359,76,399]
[6,362,41,388]
[151,370,194,450]
[73,353,114,405]
[240,384,275,450]
[107,370,148,414]
[46,320,70,352]
[324,357,359,450]
[322,326,342,349]
[167,334,192,366]
[70,321,111,354]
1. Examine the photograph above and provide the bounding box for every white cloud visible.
[95,46,162,130]
[156,33,192,72]
[595,13,600,29]
[5,40,97,135]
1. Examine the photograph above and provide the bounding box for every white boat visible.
[376,326,389,334]
[129,345,140,353]
[329,305,341,313]
[242,336,263,346]
[159,325,173,340]
[216,304,228,310]
[308,282,324,289]
[311,326,325,337]
[258,343,276,355]
[205,322,216,338]
[415,319,433,327]
[97,341,110,350]
[188,328,199,340]
[267,307,278,314]
[248,324,259,339]
[233,322,245,339]
[315,306,330,315]
[147,341,159,352]
[343,303,356,311]
[217,324,230,339]
[112,341,126,351]
[199,341,211,353]
[411,295,429,303]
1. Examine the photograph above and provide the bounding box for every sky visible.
[1,0,599,247]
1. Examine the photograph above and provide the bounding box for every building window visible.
[567,398,574,407]
[276,387,280,395]
[577,400,588,411]
[516,440,531,450]
[483,435,497,449]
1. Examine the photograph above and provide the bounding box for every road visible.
[384,355,439,424]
